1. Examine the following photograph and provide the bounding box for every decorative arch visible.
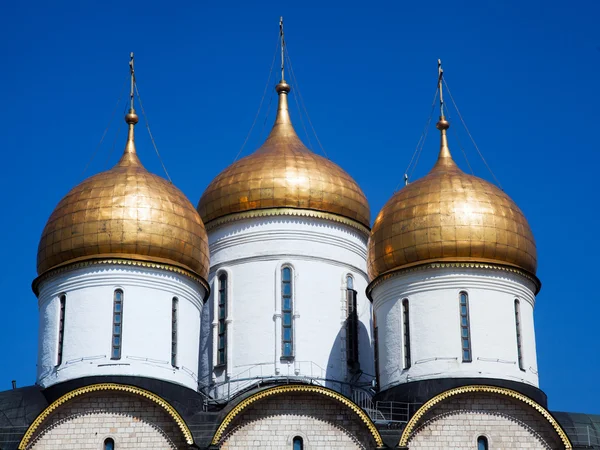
[398,385,572,449]
[18,383,193,449]
[211,384,384,448]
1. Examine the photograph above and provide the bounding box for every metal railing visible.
[198,362,417,425]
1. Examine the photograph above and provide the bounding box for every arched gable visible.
[211,384,383,448]
[398,385,572,449]
[19,383,193,449]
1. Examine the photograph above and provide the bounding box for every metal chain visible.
[396,86,438,191]
[443,78,503,190]
[284,46,328,158]
[82,74,129,177]
[134,83,172,183]
[233,35,280,162]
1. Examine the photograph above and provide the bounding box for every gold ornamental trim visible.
[398,385,572,449]
[367,260,541,300]
[211,384,384,448]
[204,207,371,235]
[32,257,210,296]
[18,383,193,449]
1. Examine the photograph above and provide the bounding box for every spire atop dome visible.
[279,16,286,83]
[433,59,457,170]
[261,17,301,146]
[36,52,210,280]
[197,19,370,229]
[119,52,142,167]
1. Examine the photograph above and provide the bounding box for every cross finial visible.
[437,59,445,118]
[279,16,285,82]
[129,52,135,112]
[124,52,139,127]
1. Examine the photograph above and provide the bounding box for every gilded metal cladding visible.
[197,82,370,229]
[37,119,210,280]
[368,125,537,280]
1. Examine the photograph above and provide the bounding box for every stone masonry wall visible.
[408,392,564,449]
[29,391,187,450]
[220,392,374,449]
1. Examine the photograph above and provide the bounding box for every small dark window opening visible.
[373,313,380,389]
[459,292,472,362]
[57,294,66,366]
[281,266,294,360]
[515,299,524,371]
[477,435,488,450]
[346,275,359,369]
[111,290,123,360]
[293,436,303,450]
[217,274,227,367]
[402,299,411,369]
[104,437,115,450]
[171,297,178,367]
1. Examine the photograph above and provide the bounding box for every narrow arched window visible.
[346,275,358,367]
[459,292,472,362]
[104,438,115,450]
[477,435,488,450]
[293,436,303,450]
[171,297,178,367]
[281,266,294,360]
[373,312,380,387]
[515,299,524,370]
[111,290,123,360]
[217,274,227,367]
[402,299,411,369]
[57,294,66,366]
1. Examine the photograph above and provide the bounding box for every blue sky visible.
[0,1,598,413]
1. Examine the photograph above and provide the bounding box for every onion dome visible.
[197,81,370,230]
[367,117,537,281]
[36,108,210,281]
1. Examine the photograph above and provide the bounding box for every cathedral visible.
[0,24,598,450]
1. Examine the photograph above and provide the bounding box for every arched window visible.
[104,438,115,450]
[515,299,524,370]
[293,436,303,450]
[346,275,358,367]
[459,291,472,362]
[111,290,123,360]
[57,294,66,366]
[477,435,488,450]
[281,266,294,360]
[171,297,178,367]
[217,274,227,367]
[402,299,411,369]
[373,312,380,387]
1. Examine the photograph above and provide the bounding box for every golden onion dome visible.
[197,81,370,230]
[36,109,210,281]
[367,118,537,281]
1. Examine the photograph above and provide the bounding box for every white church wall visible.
[36,264,206,390]
[200,214,373,398]
[371,266,539,390]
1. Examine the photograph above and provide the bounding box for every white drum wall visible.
[371,266,539,391]
[36,264,206,390]
[199,214,374,398]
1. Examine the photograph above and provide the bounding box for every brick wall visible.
[407,392,563,449]
[29,391,187,450]
[220,392,374,449]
